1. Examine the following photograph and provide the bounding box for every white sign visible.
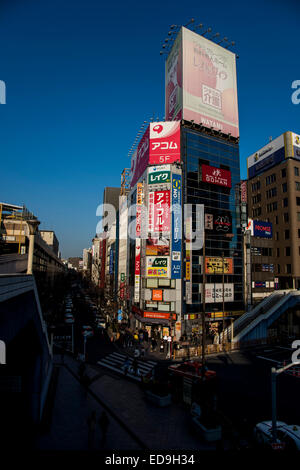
[292,132,300,148]
[201,283,234,303]
[247,134,284,169]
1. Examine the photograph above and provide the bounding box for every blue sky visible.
[0,0,299,258]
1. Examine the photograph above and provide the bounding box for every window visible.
[277,248,280,257]
[298,229,300,238]
[275,215,278,224]
[284,213,289,222]
[281,168,286,178]
[282,183,287,193]
[296,182,300,191]
[266,174,276,185]
[295,167,299,176]
[298,212,300,222]
[286,264,291,274]
[253,207,261,217]
[278,264,281,274]
[283,198,288,207]
[252,194,261,204]
[285,247,291,256]
[266,188,277,199]
[276,232,279,241]
[297,197,300,206]
[285,230,290,240]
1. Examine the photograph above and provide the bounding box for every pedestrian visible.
[151,337,157,352]
[134,347,140,359]
[132,357,139,376]
[122,356,130,376]
[87,410,97,449]
[99,411,109,447]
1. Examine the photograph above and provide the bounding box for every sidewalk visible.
[36,354,216,451]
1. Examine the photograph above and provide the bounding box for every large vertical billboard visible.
[130,122,181,187]
[134,183,143,303]
[165,27,239,138]
[171,173,182,278]
[148,190,171,232]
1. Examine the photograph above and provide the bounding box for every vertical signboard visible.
[185,216,192,304]
[148,190,170,232]
[171,173,182,278]
[134,183,143,303]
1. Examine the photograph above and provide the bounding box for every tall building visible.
[247,131,300,293]
[127,25,242,340]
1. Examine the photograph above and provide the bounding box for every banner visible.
[202,164,231,188]
[253,220,272,238]
[203,283,234,303]
[146,256,170,278]
[171,174,182,278]
[205,257,233,274]
[148,165,171,185]
[146,234,170,256]
[148,190,171,232]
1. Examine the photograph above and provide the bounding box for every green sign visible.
[121,273,125,282]
[152,258,168,267]
[148,171,171,185]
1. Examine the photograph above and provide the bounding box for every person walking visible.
[132,357,139,376]
[87,410,97,449]
[99,411,109,447]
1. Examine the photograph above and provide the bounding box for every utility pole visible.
[222,251,225,348]
[201,231,206,381]
[270,362,298,444]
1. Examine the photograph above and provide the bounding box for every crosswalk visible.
[97,351,157,382]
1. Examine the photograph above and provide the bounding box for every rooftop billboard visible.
[247,134,285,178]
[165,27,239,138]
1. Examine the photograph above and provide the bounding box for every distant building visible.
[40,230,59,256]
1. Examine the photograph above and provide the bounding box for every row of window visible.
[251,167,300,193]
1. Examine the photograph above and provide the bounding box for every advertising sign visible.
[152,289,163,301]
[205,257,233,274]
[185,215,192,304]
[146,256,170,278]
[143,311,170,320]
[202,164,231,188]
[205,212,232,233]
[146,234,170,256]
[247,134,285,178]
[148,190,171,232]
[165,29,183,121]
[109,248,114,275]
[240,181,247,203]
[130,127,150,188]
[148,165,171,185]
[149,121,181,165]
[203,283,234,303]
[253,220,272,238]
[171,173,182,278]
[180,27,239,138]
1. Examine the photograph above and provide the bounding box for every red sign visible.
[130,122,181,188]
[202,165,231,188]
[149,121,181,165]
[135,239,141,275]
[148,190,171,232]
[100,238,106,289]
[143,311,170,320]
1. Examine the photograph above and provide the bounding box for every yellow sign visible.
[186,261,191,280]
[205,257,233,274]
